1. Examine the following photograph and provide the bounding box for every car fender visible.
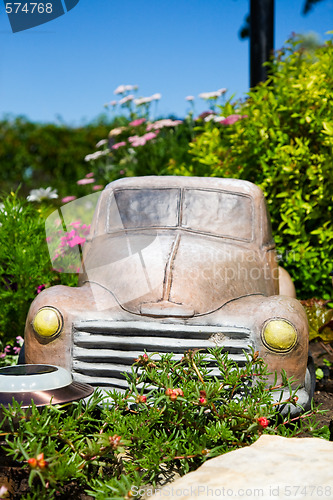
[207,294,308,388]
[278,266,296,298]
[24,283,118,371]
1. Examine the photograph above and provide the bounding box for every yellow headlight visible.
[32,307,63,338]
[262,319,297,352]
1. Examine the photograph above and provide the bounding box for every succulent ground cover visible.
[0,348,328,499]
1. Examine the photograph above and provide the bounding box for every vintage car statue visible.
[23,176,314,413]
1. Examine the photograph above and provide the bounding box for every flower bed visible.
[0,348,327,499]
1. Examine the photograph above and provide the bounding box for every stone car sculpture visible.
[24,176,314,413]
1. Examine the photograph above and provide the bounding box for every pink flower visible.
[119,95,134,105]
[61,235,72,247]
[85,172,95,178]
[185,95,194,101]
[220,114,248,125]
[37,284,46,294]
[77,178,95,185]
[16,336,24,346]
[199,88,226,99]
[13,346,21,354]
[114,84,137,94]
[93,185,104,191]
[69,221,81,229]
[144,131,158,141]
[112,141,126,150]
[4,346,11,354]
[125,84,138,91]
[61,196,77,203]
[128,131,158,147]
[114,85,126,95]
[146,119,182,130]
[134,96,153,106]
[68,235,86,248]
[129,118,146,127]
[128,135,147,147]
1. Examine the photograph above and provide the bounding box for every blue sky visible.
[0,0,332,125]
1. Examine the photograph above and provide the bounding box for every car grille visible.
[72,320,253,392]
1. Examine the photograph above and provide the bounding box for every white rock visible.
[151,435,333,499]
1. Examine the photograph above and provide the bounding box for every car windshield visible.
[109,188,180,230]
[108,187,253,240]
[182,188,253,240]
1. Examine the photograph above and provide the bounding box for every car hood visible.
[81,231,273,317]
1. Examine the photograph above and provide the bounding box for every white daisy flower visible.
[27,187,58,202]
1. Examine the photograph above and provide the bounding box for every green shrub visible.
[1,348,326,499]
[0,116,113,198]
[174,36,333,299]
[0,192,78,349]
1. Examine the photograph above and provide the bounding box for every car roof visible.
[104,176,264,199]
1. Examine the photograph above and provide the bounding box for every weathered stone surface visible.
[150,435,333,499]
